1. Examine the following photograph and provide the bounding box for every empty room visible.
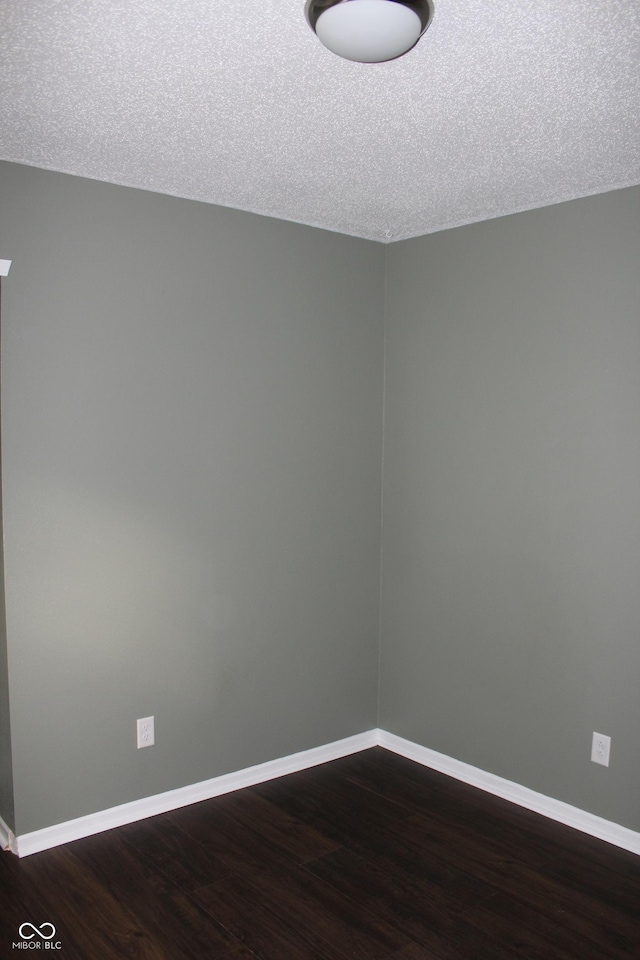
[0,1,639,957]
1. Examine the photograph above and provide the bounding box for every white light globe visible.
[315,0,423,63]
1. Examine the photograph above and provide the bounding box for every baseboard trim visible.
[0,813,18,855]
[11,727,640,858]
[14,730,378,857]
[378,730,640,857]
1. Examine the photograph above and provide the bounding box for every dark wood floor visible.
[1,747,638,959]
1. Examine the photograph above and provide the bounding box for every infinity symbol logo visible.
[19,922,56,940]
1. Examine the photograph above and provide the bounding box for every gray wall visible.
[1,160,639,840]
[0,161,384,835]
[380,188,640,831]
[0,425,14,831]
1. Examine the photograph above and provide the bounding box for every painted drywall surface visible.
[0,162,384,835]
[0,274,15,830]
[380,188,640,831]
[0,635,13,833]
[0,472,14,832]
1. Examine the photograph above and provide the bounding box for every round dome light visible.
[306,0,434,63]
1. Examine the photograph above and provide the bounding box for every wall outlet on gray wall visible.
[136,717,155,749]
[591,732,610,766]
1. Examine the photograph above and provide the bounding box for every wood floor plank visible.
[194,874,336,960]
[306,845,490,921]
[363,749,640,878]
[0,850,82,960]
[251,766,412,850]
[117,810,232,892]
[304,846,524,960]
[13,845,166,959]
[167,799,311,875]
[382,945,465,960]
[218,949,263,960]
[210,787,341,863]
[384,813,640,958]
[337,750,573,870]
[66,829,243,960]
[463,889,630,960]
[178,804,410,959]
[256,761,413,824]
[205,867,410,960]
[295,799,499,906]
[532,845,640,918]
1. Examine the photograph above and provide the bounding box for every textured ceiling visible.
[1,0,639,242]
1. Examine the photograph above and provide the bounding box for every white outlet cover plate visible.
[136,716,155,749]
[591,731,611,766]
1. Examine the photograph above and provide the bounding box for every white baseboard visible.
[0,813,18,855]
[10,727,640,858]
[378,730,640,857]
[14,730,378,857]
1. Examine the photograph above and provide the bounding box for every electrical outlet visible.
[591,731,610,767]
[137,716,155,749]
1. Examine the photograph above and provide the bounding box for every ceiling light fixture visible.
[305,0,434,63]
